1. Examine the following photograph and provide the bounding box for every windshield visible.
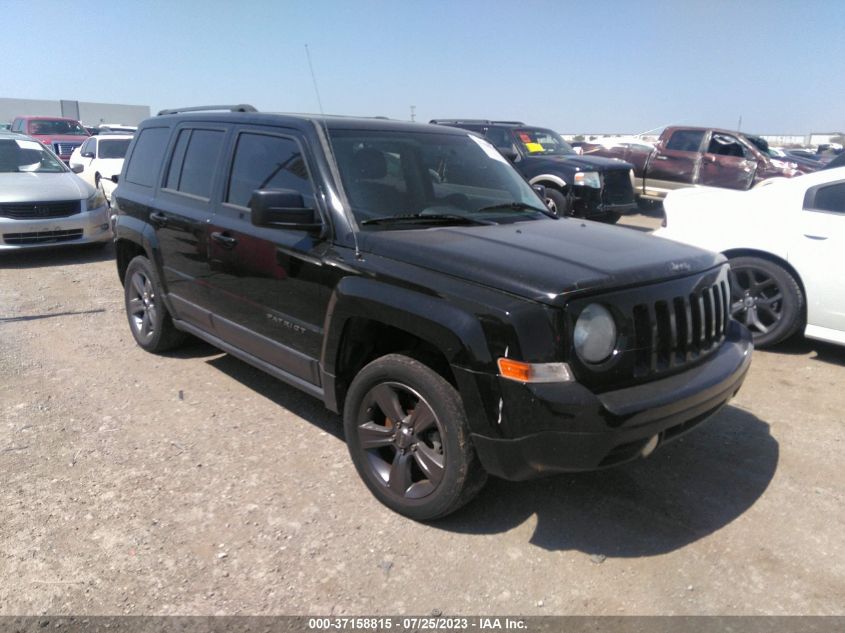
[27,119,88,136]
[0,139,66,173]
[328,129,549,229]
[513,128,576,156]
[98,138,132,159]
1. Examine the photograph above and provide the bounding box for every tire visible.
[728,256,804,347]
[602,212,621,224]
[343,354,487,521]
[544,187,572,217]
[124,255,186,353]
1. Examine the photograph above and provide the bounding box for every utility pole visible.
[410,105,416,122]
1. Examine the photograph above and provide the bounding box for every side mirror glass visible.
[249,189,323,233]
[110,174,119,183]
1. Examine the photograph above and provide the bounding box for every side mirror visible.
[532,184,547,199]
[499,147,518,161]
[249,189,322,232]
[81,151,95,158]
[70,164,84,174]
[110,174,119,183]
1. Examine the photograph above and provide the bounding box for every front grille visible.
[3,229,83,245]
[0,200,81,219]
[566,265,732,391]
[601,169,635,205]
[631,277,730,377]
[54,142,81,156]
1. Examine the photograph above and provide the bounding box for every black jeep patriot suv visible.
[113,105,752,520]
[430,119,637,222]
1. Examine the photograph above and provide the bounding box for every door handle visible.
[211,231,238,249]
[804,234,828,241]
[149,212,168,227]
[654,155,668,161]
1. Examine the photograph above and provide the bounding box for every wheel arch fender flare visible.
[321,277,494,376]
[529,174,568,189]
[113,217,164,288]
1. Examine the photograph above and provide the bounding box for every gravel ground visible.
[0,216,843,616]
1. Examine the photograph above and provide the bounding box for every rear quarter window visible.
[124,127,170,187]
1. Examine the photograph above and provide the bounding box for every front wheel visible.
[343,354,487,521]
[728,256,804,347]
[544,188,573,216]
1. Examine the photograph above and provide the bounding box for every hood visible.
[31,134,89,144]
[0,172,93,203]
[523,153,633,172]
[360,218,722,305]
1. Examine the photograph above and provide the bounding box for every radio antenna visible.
[304,44,361,258]
[305,44,325,115]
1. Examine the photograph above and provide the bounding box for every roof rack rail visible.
[429,119,527,126]
[157,104,258,116]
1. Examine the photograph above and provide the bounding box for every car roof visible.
[92,133,134,140]
[149,111,469,135]
[16,115,82,122]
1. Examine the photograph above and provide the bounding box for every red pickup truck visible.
[9,116,90,164]
[581,126,812,204]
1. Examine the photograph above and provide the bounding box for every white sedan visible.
[655,168,845,348]
[68,133,133,203]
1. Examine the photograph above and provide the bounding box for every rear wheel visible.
[124,255,186,353]
[728,256,804,347]
[343,354,487,521]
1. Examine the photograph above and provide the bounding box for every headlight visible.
[574,304,617,364]
[573,170,601,188]
[86,189,107,210]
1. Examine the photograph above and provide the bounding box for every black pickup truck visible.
[431,119,637,222]
[112,107,752,520]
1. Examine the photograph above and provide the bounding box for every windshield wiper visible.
[473,202,554,217]
[361,213,493,226]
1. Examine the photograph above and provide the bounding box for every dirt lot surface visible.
[1,215,843,616]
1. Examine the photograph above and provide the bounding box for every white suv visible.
[69,133,133,203]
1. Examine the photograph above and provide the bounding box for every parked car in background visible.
[112,106,751,520]
[585,126,809,205]
[69,133,133,203]
[0,131,110,250]
[9,116,90,164]
[86,124,138,136]
[430,119,636,222]
[655,167,845,348]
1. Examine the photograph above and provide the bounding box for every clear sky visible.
[4,0,843,134]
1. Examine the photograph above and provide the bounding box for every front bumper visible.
[469,321,753,480]
[0,205,111,250]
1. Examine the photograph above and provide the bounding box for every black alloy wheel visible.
[728,256,804,347]
[343,354,487,520]
[123,255,186,353]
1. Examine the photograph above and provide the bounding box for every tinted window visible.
[98,138,131,159]
[165,130,191,190]
[484,127,511,149]
[177,129,225,199]
[666,130,705,152]
[809,182,845,214]
[124,127,170,187]
[227,133,313,208]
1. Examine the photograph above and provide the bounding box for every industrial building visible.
[0,97,150,127]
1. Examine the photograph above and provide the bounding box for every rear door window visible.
[164,129,226,199]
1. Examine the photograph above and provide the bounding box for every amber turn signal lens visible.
[497,358,573,383]
[497,358,532,382]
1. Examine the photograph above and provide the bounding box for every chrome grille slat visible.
[0,200,81,219]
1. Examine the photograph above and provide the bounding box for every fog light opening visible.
[640,434,659,458]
